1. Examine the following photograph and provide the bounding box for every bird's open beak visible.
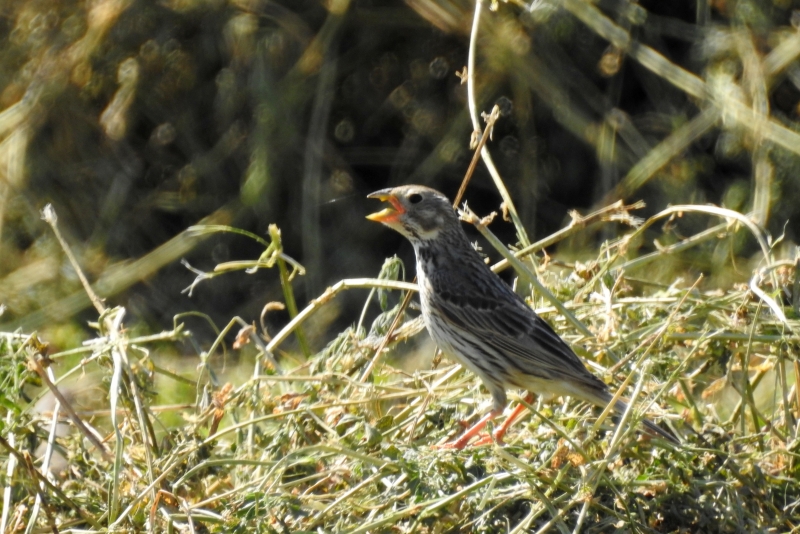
[366,189,405,223]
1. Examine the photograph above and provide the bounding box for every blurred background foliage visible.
[1,0,800,349]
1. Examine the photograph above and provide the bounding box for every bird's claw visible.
[469,432,502,447]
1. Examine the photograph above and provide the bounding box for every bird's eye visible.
[408,193,423,204]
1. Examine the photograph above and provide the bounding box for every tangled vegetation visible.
[2,0,800,532]
[2,196,799,532]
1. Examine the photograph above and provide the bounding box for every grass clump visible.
[2,199,799,533]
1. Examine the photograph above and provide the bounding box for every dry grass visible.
[2,198,799,533]
[3,0,800,532]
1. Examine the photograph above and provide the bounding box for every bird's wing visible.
[433,287,604,389]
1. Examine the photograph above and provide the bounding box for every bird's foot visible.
[431,434,474,450]
[468,431,504,448]
[432,430,505,449]
[430,441,465,450]
[431,411,500,450]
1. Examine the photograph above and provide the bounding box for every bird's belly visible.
[416,278,462,361]
[417,263,511,388]
[420,300,505,386]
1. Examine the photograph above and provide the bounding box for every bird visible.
[366,185,677,449]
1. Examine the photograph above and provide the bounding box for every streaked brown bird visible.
[367,185,676,449]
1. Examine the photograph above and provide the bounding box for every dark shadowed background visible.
[2,0,799,353]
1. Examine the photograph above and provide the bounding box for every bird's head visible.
[366,185,457,243]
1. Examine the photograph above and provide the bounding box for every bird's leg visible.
[470,392,535,447]
[432,409,501,450]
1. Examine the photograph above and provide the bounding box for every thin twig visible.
[28,353,111,459]
[26,363,64,534]
[750,263,792,330]
[614,221,729,273]
[454,104,501,207]
[491,200,645,274]
[41,204,105,315]
[467,0,529,245]
[269,278,417,357]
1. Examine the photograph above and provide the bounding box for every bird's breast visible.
[415,259,434,306]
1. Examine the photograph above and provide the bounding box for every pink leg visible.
[470,392,534,447]
[434,393,535,449]
[433,410,500,450]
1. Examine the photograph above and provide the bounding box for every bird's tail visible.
[613,397,679,444]
[586,388,679,445]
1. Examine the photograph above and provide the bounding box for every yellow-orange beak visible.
[366,189,405,223]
